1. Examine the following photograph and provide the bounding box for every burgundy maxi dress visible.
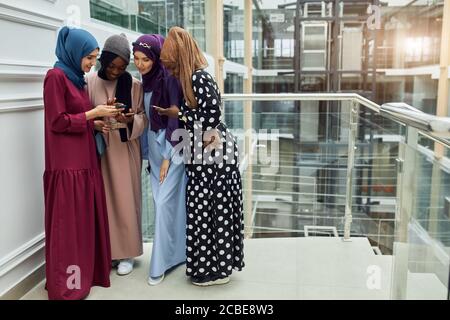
[43,68,111,300]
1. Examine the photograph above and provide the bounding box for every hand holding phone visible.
[115,103,130,114]
[153,105,180,118]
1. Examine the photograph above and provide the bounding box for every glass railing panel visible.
[347,104,401,254]
[221,95,400,297]
[139,92,449,299]
[224,97,398,245]
[222,97,403,251]
[392,129,450,300]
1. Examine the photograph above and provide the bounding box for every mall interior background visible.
[0,0,449,299]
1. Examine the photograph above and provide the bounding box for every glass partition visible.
[222,94,449,299]
[392,129,450,300]
[89,0,206,50]
[222,96,401,254]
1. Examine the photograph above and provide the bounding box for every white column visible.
[243,0,253,238]
[205,0,225,91]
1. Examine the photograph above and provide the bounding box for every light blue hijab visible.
[54,26,99,89]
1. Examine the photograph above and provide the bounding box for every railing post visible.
[391,126,418,299]
[343,100,359,241]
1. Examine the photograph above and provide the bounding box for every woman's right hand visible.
[94,120,111,134]
[86,105,122,120]
[95,104,122,117]
[154,105,180,118]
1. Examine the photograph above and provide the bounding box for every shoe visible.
[192,275,230,287]
[117,259,134,275]
[147,274,165,286]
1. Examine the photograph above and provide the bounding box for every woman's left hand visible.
[94,120,111,134]
[115,112,135,123]
[160,159,170,184]
[154,105,180,118]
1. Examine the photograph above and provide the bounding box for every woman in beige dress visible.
[86,34,147,275]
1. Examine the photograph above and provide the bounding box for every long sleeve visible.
[44,71,88,134]
[161,138,172,160]
[128,79,148,141]
[179,71,221,131]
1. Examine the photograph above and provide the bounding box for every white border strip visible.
[0,233,45,278]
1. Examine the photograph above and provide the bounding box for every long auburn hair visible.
[160,26,208,108]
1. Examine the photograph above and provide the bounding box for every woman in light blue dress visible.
[132,34,187,285]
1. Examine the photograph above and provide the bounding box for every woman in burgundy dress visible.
[43,26,119,300]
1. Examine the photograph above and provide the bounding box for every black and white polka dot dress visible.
[178,69,245,279]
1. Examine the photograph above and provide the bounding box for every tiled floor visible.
[406,272,448,300]
[21,237,397,300]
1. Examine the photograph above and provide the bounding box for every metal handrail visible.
[381,103,450,141]
[222,93,450,148]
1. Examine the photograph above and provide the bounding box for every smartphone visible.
[115,103,130,114]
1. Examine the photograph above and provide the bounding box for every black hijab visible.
[98,51,132,142]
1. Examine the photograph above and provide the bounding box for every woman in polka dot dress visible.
[157,26,245,286]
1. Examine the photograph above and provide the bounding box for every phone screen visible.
[115,103,130,113]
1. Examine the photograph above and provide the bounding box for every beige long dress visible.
[86,72,147,260]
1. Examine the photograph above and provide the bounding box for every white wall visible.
[0,0,143,297]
